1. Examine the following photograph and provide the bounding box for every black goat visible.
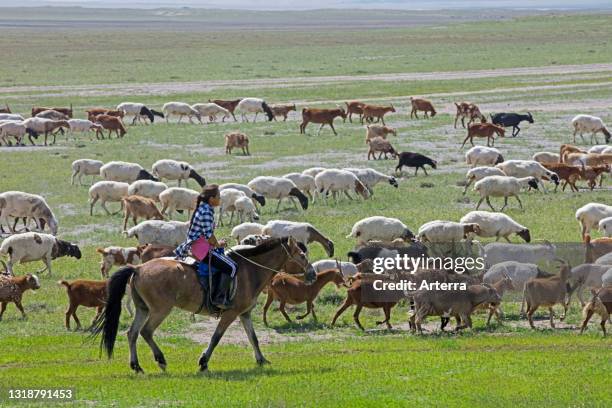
[395,152,437,176]
[491,112,533,137]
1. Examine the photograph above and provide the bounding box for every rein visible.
[230,242,308,275]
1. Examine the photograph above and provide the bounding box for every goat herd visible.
[0,95,611,342]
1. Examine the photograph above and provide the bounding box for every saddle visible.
[192,259,237,315]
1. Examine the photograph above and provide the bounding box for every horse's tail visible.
[91,265,136,358]
[261,101,274,121]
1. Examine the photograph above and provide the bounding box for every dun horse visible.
[92,237,315,373]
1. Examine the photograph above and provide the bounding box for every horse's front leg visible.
[199,310,239,372]
[240,311,269,366]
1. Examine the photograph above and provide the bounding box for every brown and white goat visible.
[224,132,250,155]
[59,279,106,330]
[367,137,397,160]
[209,99,241,122]
[0,267,40,321]
[121,195,164,232]
[263,267,346,326]
[454,102,485,128]
[409,97,436,119]
[96,246,143,278]
[579,287,611,336]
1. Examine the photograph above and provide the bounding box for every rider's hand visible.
[218,239,227,248]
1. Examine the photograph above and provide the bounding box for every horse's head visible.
[284,237,316,284]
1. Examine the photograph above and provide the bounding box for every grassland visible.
[1,8,611,407]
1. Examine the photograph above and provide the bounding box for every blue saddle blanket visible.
[197,261,220,278]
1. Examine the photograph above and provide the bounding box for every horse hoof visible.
[131,364,144,374]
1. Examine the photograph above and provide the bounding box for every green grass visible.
[1,9,612,407]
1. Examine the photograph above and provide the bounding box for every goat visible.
[31,104,73,118]
[524,261,571,329]
[461,123,505,148]
[270,104,296,121]
[58,279,106,330]
[361,104,395,125]
[224,132,250,155]
[454,102,485,128]
[491,112,533,137]
[121,195,164,232]
[409,97,436,118]
[345,101,366,123]
[0,269,41,321]
[300,107,346,135]
[94,115,127,139]
[209,99,242,121]
[367,137,397,160]
[579,287,611,336]
[395,152,437,176]
[263,267,345,326]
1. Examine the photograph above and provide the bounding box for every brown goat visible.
[263,268,345,325]
[583,235,612,263]
[300,107,347,135]
[270,104,296,121]
[87,108,125,122]
[94,114,127,139]
[121,195,164,232]
[331,276,397,330]
[579,287,611,336]
[31,104,73,118]
[409,97,436,119]
[461,123,505,148]
[224,132,250,155]
[563,152,612,167]
[59,279,106,330]
[524,261,571,329]
[579,164,609,189]
[454,102,485,128]
[367,136,397,160]
[559,144,586,162]
[361,104,396,125]
[0,270,41,321]
[209,99,241,122]
[484,274,515,325]
[345,101,366,123]
[140,244,175,262]
[542,163,583,192]
[365,124,397,144]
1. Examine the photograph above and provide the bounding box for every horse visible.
[92,237,315,374]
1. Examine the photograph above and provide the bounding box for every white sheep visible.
[191,103,230,123]
[417,221,481,243]
[598,217,612,237]
[234,196,259,224]
[531,152,560,164]
[151,159,206,187]
[342,168,398,195]
[495,160,559,192]
[465,146,504,167]
[247,176,309,212]
[220,183,266,208]
[100,161,158,183]
[219,188,250,226]
[0,113,24,121]
[0,191,58,235]
[235,98,274,122]
[480,242,559,267]
[127,180,168,202]
[282,173,317,201]
[460,211,531,243]
[0,232,80,275]
[162,102,202,124]
[312,259,358,277]
[88,181,129,216]
[71,159,104,186]
[262,220,334,256]
[158,187,199,218]
[230,222,265,243]
[462,166,507,195]
[347,216,414,245]
[314,169,370,202]
[0,121,27,145]
[569,263,611,305]
[301,167,328,178]
[116,102,163,125]
[125,220,189,246]
[473,175,539,211]
[576,203,612,239]
[588,145,612,154]
[67,119,102,139]
[571,114,611,144]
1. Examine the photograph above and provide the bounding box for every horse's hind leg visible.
[127,299,148,374]
[198,310,239,372]
[240,311,269,366]
[140,306,172,371]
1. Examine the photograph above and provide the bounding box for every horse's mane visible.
[232,237,289,257]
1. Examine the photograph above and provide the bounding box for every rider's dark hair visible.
[190,184,219,225]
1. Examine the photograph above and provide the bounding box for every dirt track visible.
[2,63,612,99]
